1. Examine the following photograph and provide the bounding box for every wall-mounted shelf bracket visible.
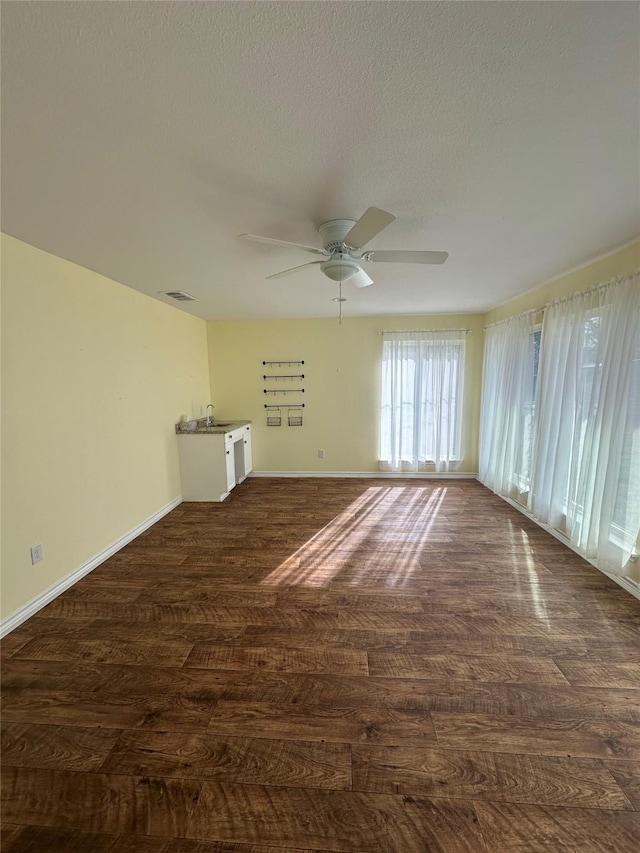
[263,374,305,381]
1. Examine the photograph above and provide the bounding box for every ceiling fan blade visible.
[266,261,323,280]
[343,207,396,250]
[350,268,374,288]
[240,234,325,256]
[365,250,449,265]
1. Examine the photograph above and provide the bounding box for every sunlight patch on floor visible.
[260,485,446,588]
[506,518,551,626]
[520,527,551,625]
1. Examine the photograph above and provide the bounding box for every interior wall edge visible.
[483,240,640,325]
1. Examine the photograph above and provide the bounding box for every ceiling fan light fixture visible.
[320,258,360,282]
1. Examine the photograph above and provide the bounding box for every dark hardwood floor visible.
[2,478,639,852]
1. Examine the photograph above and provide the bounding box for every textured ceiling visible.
[2,1,638,320]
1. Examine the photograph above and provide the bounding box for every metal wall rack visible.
[262,360,306,426]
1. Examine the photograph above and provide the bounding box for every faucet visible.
[206,404,215,426]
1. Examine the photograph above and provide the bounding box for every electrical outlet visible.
[30,543,43,564]
[318,449,325,459]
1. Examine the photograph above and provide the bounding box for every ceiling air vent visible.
[159,290,198,302]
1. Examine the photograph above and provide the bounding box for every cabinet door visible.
[224,441,236,491]
[177,434,229,501]
[243,425,252,475]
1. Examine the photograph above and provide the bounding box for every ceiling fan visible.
[240,207,448,288]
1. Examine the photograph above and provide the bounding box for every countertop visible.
[175,418,251,435]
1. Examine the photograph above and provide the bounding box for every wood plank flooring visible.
[2,477,639,852]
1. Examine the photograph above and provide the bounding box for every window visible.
[529,274,640,576]
[480,273,639,579]
[559,313,602,531]
[478,311,538,501]
[611,334,640,554]
[516,326,541,494]
[379,331,465,473]
[558,310,640,558]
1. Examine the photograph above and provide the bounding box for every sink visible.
[207,422,235,428]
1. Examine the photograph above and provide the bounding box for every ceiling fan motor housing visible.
[318,219,357,251]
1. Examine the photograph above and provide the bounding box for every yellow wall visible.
[207,314,484,475]
[1,234,211,621]
[484,241,640,325]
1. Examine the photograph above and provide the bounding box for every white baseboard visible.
[610,575,640,601]
[0,497,183,638]
[250,471,478,479]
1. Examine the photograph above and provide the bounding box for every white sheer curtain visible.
[529,273,640,577]
[479,311,538,502]
[379,331,465,473]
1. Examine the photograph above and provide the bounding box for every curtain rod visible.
[543,270,638,309]
[484,307,540,331]
[378,328,471,335]
[484,269,639,331]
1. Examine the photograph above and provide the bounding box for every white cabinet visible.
[177,422,252,502]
